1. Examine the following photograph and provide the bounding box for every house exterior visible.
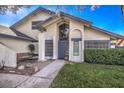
[0,7,123,67]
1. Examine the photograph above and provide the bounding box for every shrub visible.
[28,44,35,57]
[28,44,35,53]
[84,49,124,65]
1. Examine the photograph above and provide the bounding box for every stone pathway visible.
[0,60,65,88]
[0,74,29,88]
[33,60,65,79]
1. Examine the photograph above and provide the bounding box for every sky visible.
[0,5,123,35]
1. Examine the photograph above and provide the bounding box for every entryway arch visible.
[69,28,84,62]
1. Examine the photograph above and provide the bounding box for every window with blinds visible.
[84,40,110,48]
[32,21,41,30]
[45,40,53,57]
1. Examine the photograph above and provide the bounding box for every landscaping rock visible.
[9,70,16,73]
[0,66,3,69]
[32,66,39,73]
[69,62,74,65]
[4,67,13,70]
[18,65,25,70]
[26,63,33,68]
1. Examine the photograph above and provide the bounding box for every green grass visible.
[51,63,124,88]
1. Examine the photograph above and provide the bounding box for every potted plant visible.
[28,44,35,58]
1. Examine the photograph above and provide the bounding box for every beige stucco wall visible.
[33,42,38,53]
[84,27,111,40]
[70,20,84,32]
[38,22,58,61]
[41,22,58,60]
[70,29,82,38]
[0,38,34,53]
[16,12,52,40]
[44,22,58,39]
[0,43,17,67]
[0,25,17,36]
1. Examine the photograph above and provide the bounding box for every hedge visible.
[84,49,124,65]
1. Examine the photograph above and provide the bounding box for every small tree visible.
[28,44,35,57]
[0,5,30,15]
[28,44,35,53]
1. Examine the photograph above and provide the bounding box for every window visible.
[32,21,41,30]
[45,40,53,57]
[59,23,69,40]
[73,41,79,56]
[84,40,110,48]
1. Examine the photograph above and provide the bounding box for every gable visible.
[37,12,92,28]
[12,8,54,40]
[15,10,53,28]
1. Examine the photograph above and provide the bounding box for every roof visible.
[10,27,37,42]
[0,25,37,42]
[60,12,92,25]
[36,11,123,39]
[0,33,37,42]
[11,7,55,28]
[37,11,92,27]
[90,26,124,39]
[9,7,55,41]
[10,7,124,40]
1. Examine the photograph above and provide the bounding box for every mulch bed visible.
[0,59,51,76]
[0,67,37,76]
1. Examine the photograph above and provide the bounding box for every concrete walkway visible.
[0,60,65,88]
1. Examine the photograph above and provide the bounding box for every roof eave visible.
[90,26,124,39]
[35,13,92,32]
[60,12,92,25]
[0,33,37,42]
[10,27,37,41]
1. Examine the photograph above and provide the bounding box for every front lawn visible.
[51,63,124,88]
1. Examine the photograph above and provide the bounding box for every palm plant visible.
[28,44,35,57]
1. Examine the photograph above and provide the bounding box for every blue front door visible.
[58,41,68,59]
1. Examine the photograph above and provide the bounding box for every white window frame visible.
[73,41,79,56]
